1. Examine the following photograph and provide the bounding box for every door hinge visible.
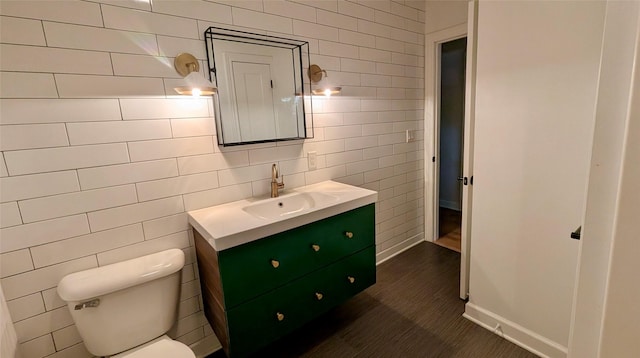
[270,80,273,88]
[470,176,474,185]
[432,156,436,163]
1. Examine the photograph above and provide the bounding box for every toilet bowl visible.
[57,249,195,358]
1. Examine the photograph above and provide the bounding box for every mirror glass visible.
[205,27,313,146]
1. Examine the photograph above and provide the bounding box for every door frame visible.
[424,24,467,246]
[424,2,477,300]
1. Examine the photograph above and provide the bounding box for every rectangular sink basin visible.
[242,192,339,220]
[188,180,377,251]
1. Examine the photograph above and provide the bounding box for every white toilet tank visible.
[57,249,185,357]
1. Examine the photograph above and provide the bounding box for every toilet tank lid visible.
[57,249,185,301]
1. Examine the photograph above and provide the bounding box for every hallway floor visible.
[208,242,537,358]
[436,207,462,252]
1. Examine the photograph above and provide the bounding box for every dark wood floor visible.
[209,242,537,358]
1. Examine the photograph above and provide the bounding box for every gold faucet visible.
[270,163,284,198]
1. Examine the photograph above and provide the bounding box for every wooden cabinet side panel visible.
[194,229,230,355]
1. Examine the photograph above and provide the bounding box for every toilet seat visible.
[113,335,195,358]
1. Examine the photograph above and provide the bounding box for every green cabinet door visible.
[218,204,375,308]
[226,246,376,357]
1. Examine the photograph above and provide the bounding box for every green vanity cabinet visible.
[218,204,375,308]
[194,204,376,358]
[226,247,375,357]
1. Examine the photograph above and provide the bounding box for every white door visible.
[568,1,640,356]
[465,1,606,351]
[232,62,276,142]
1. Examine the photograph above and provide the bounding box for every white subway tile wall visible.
[51,325,83,352]
[0,72,58,99]
[0,202,22,229]
[18,334,56,358]
[0,1,425,357]
[0,250,34,279]
[6,292,46,328]
[54,74,166,98]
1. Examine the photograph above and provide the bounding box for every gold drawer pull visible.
[347,276,355,284]
[311,244,320,252]
[271,259,280,268]
[315,292,323,300]
[276,312,285,321]
[345,231,354,239]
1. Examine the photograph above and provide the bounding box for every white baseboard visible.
[463,302,567,358]
[439,199,461,211]
[376,234,424,265]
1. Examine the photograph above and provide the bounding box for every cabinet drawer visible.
[218,204,375,308]
[226,246,375,357]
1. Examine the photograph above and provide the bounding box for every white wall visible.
[0,1,426,357]
[425,0,467,34]
[465,1,605,356]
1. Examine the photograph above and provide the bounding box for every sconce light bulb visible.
[191,88,202,97]
[324,88,332,97]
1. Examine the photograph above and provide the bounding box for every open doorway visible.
[436,37,467,253]
[425,3,477,299]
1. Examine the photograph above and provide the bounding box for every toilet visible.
[57,249,195,358]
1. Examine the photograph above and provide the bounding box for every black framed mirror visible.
[205,27,313,146]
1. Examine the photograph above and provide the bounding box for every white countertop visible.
[188,180,377,251]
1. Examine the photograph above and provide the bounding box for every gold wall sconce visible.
[173,53,217,96]
[308,64,341,96]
